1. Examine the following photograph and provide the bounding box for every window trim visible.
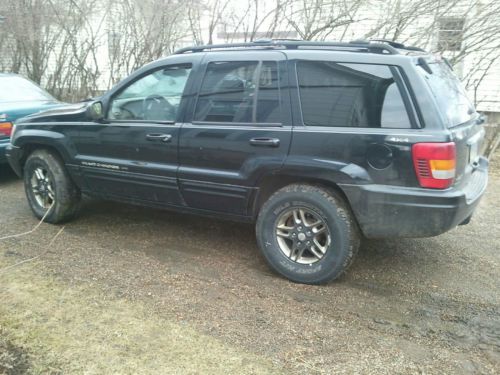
[192,59,283,126]
[393,67,424,129]
[105,63,193,124]
[191,120,284,127]
[294,60,420,130]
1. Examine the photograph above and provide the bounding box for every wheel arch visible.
[18,143,68,170]
[252,174,356,221]
[14,130,73,173]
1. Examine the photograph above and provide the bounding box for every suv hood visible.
[14,101,92,124]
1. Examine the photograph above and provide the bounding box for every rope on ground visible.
[0,203,64,274]
[0,226,65,274]
[0,204,54,241]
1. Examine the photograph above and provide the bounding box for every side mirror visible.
[86,101,104,122]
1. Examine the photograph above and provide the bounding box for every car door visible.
[75,62,194,205]
[178,51,292,216]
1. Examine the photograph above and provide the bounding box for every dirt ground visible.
[0,157,499,374]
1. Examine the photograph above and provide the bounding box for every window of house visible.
[296,61,412,128]
[438,17,465,51]
[194,61,281,123]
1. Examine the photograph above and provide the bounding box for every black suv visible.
[6,40,488,284]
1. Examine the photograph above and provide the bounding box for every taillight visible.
[0,122,13,137]
[412,142,456,189]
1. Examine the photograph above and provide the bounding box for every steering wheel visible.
[142,94,175,121]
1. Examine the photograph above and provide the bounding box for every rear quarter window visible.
[296,61,412,129]
[419,61,475,127]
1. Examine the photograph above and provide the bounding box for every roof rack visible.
[174,39,401,55]
[368,39,426,52]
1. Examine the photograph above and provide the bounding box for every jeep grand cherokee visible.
[6,39,488,284]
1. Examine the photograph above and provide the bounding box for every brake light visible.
[0,122,13,137]
[412,142,456,189]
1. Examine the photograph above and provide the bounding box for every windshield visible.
[420,61,475,127]
[0,76,55,102]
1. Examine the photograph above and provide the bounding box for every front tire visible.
[24,149,81,223]
[256,184,359,284]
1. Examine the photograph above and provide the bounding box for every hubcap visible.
[30,167,55,209]
[275,207,331,265]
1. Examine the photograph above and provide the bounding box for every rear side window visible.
[194,61,281,123]
[297,61,412,128]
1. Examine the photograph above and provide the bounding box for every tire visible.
[256,184,360,284]
[23,149,81,223]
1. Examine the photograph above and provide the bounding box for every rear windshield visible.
[0,76,54,102]
[420,61,475,127]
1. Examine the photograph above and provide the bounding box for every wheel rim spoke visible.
[313,238,327,254]
[312,224,326,235]
[35,168,44,181]
[308,245,324,259]
[47,185,55,200]
[276,230,290,239]
[299,209,308,226]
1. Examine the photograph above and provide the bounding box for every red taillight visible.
[412,142,456,189]
[0,122,13,137]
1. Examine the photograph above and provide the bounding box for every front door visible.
[76,63,193,205]
[178,52,292,216]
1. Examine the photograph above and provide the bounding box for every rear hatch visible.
[419,60,485,187]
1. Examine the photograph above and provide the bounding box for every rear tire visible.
[24,149,81,223]
[256,184,359,284]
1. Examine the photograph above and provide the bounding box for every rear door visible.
[178,51,292,216]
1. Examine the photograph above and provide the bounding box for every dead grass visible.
[0,259,280,374]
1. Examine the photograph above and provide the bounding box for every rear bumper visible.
[5,144,23,176]
[340,157,489,238]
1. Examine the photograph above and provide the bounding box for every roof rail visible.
[174,39,400,55]
[367,39,427,52]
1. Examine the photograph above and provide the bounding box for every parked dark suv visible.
[6,40,488,284]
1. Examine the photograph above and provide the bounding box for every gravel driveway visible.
[1,159,499,374]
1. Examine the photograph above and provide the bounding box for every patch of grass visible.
[0,259,280,374]
[0,328,30,375]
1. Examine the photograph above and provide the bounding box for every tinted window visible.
[297,61,412,128]
[108,64,191,122]
[420,61,474,127]
[194,61,281,123]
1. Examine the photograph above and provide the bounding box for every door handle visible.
[249,137,280,147]
[146,133,172,142]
